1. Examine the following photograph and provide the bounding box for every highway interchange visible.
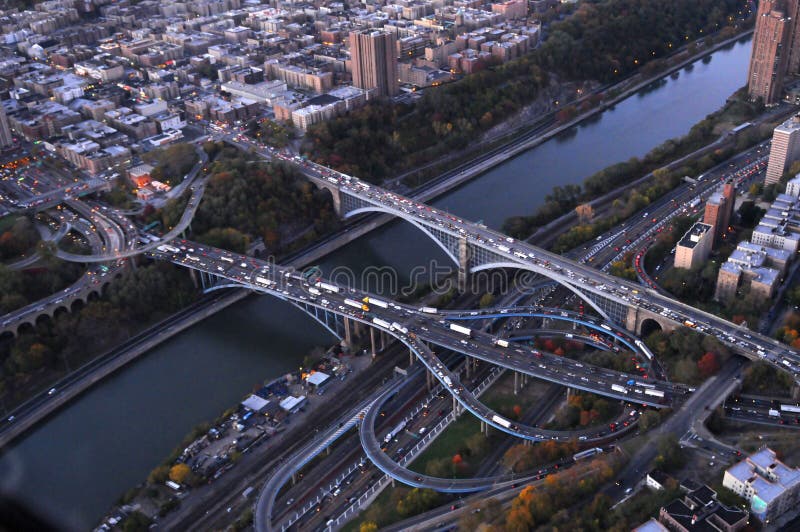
[3,127,800,531]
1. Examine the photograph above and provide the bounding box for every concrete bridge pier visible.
[480,420,487,435]
[409,349,415,367]
[452,395,460,415]
[370,328,377,359]
[426,370,433,391]
[188,268,198,289]
[458,236,469,293]
[465,356,471,378]
[513,372,519,395]
[343,317,352,346]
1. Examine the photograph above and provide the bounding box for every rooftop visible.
[677,222,712,249]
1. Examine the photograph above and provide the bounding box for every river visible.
[0,35,752,530]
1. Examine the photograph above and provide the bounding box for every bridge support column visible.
[465,356,471,378]
[452,395,459,415]
[426,370,433,391]
[291,473,297,485]
[380,331,386,350]
[370,328,377,359]
[457,236,469,293]
[514,372,519,395]
[343,317,352,347]
[409,349,415,367]
[326,446,330,456]
[188,268,198,289]
[480,420,487,435]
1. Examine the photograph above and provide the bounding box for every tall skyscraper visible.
[747,0,793,105]
[0,102,12,149]
[349,30,398,97]
[765,114,800,184]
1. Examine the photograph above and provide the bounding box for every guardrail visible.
[327,366,505,531]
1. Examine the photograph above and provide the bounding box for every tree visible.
[359,522,378,532]
[479,292,495,308]
[169,463,191,484]
[697,351,720,378]
[122,511,152,532]
[148,464,170,484]
[639,410,661,431]
[396,488,439,517]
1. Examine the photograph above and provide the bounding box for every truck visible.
[315,281,339,293]
[449,323,472,337]
[491,415,512,429]
[497,245,511,253]
[220,256,234,263]
[781,404,800,414]
[769,409,780,418]
[443,376,453,387]
[344,298,364,309]
[419,307,438,314]
[688,198,701,209]
[600,324,612,331]
[644,389,665,398]
[611,384,629,394]
[683,320,696,328]
[634,339,653,359]
[494,338,510,348]
[372,317,391,329]
[256,276,275,287]
[384,421,407,443]
[573,448,603,461]
[157,244,180,253]
[185,254,200,261]
[390,322,408,335]
[363,297,388,308]
[308,287,321,296]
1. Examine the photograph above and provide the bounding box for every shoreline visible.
[0,27,755,451]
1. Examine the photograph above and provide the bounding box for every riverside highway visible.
[256,149,800,383]
[149,241,679,417]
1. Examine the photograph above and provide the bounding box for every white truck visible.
[315,281,339,293]
[449,323,472,337]
[611,384,629,394]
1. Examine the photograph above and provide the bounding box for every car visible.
[624,487,633,495]
[48,387,56,395]
[6,416,14,423]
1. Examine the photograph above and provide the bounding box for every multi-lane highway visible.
[255,150,800,384]
[149,241,677,414]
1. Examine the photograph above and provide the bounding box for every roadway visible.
[149,240,678,413]
[264,150,800,384]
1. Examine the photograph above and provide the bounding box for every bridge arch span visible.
[343,206,460,265]
[340,208,615,324]
[471,262,612,322]
[640,318,663,338]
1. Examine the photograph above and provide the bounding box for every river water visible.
[0,36,752,530]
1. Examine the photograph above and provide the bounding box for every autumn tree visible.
[169,463,191,484]
[697,352,719,378]
[359,522,378,532]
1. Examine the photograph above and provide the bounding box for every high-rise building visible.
[0,102,12,148]
[766,114,800,184]
[703,182,736,244]
[674,222,713,270]
[349,30,398,97]
[748,0,793,105]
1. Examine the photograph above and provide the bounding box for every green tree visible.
[479,292,495,308]
[122,511,151,532]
